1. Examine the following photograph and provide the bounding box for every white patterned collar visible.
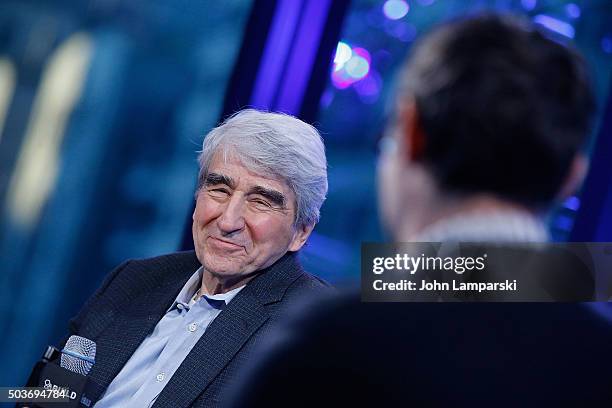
[414,210,549,242]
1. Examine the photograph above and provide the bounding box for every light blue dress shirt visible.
[95,267,244,408]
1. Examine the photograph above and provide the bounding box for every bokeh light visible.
[331,69,352,89]
[352,47,371,64]
[521,0,537,11]
[346,47,371,79]
[331,43,372,89]
[383,0,409,20]
[333,41,352,71]
[563,196,580,211]
[565,3,581,19]
[345,55,369,79]
[354,70,382,104]
[533,14,575,38]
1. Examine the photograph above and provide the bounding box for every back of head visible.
[401,14,595,207]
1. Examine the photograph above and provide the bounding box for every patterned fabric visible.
[63,250,331,407]
[415,210,549,242]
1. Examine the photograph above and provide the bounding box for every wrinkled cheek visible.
[248,218,287,246]
[194,199,220,228]
[192,202,216,258]
[192,213,205,242]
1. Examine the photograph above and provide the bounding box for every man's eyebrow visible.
[204,173,235,189]
[249,186,286,207]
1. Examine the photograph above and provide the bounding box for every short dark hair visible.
[401,14,595,207]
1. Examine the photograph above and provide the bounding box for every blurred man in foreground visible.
[377,13,592,242]
[226,15,611,407]
[29,109,330,407]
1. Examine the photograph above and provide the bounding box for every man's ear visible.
[399,99,426,162]
[557,153,589,201]
[288,223,315,252]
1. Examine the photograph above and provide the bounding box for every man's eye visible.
[251,199,272,208]
[208,188,229,196]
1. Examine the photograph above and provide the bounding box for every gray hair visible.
[197,109,328,228]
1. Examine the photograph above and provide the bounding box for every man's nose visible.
[217,195,246,235]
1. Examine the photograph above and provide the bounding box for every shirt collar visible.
[168,266,245,312]
[199,285,244,309]
[414,210,549,242]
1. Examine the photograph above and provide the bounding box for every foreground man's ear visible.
[399,99,427,163]
[288,223,315,252]
[557,153,589,201]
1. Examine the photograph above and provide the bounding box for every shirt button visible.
[156,373,165,382]
[188,323,198,332]
[177,304,184,310]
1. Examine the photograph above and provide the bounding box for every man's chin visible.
[202,260,247,279]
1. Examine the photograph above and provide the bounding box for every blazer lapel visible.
[85,259,199,401]
[153,252,304,408]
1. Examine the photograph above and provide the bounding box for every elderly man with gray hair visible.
[33,109,330,408]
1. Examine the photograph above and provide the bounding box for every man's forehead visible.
[208,153,291,193]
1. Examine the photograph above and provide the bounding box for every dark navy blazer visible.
[63,250,330,407]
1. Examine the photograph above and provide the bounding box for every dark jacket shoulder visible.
[68,251,200,336]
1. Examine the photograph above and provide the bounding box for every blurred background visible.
[0,0,611,388]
